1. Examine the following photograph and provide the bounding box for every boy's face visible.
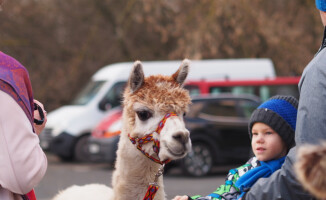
[251,122,287,161]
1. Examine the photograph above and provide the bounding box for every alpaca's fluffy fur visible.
[52,59,192,200]
[123,74,191,136]
[52,184,113,200]
[295,142,326,199]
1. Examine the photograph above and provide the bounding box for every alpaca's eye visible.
[183,112,186,117]
[136,110,152,121]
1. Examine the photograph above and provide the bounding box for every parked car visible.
[87,94,261,176]
[179,94,261,176]
[88,106,122,163]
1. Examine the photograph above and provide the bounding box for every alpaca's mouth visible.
[163,142,186,157]
[167,148,185,157]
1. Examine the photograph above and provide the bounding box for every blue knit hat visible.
[249,95,298,149]
[316,0,326,12]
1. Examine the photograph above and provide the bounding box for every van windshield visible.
[72,80,105,105]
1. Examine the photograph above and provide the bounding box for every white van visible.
[40,58,275,161]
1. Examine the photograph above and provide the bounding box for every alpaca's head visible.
[123,59,192,162]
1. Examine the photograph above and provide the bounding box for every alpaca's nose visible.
[172,131,190,145]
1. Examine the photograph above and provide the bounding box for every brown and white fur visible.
[52,59,192,200]
[295,142,326,200]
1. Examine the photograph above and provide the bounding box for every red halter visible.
[128,112,178,200]
[128,112,177,165]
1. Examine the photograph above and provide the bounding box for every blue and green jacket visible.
[191,157,260,200]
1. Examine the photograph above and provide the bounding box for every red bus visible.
[185,76,300,101]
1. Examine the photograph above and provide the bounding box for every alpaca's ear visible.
[172,59,190,86]
[129,60,145,93]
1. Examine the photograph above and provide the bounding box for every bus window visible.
[259,86,270,101]
[211,88,221,94]
[267,85,299,99]
[184,85,200,96]
[231,86,255,95]
[209,86,232,94]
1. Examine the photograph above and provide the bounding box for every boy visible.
[173,95,298,200]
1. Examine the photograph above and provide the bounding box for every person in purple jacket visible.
[0,51,48,200]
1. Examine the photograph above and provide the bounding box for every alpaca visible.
[295,142,326,200]
[52,184,113,200]
[52,59,192,200]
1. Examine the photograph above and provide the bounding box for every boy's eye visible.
[266,131,273,135]
[252,132,258,136]
[136,110,152,121]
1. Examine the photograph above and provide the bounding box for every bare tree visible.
[0,0,320,110]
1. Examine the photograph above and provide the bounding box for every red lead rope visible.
[143,164,165,200]
[128,112,177,200]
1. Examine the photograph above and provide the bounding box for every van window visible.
[100,82,126,108]
[72,80,105,105]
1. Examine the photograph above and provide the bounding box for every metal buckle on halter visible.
[149,164,165,186]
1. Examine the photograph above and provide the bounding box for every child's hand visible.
[172,195,190,200]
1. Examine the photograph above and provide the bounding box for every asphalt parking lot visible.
[35,153,230,200]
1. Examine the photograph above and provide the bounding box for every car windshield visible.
[72,80,106,105]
